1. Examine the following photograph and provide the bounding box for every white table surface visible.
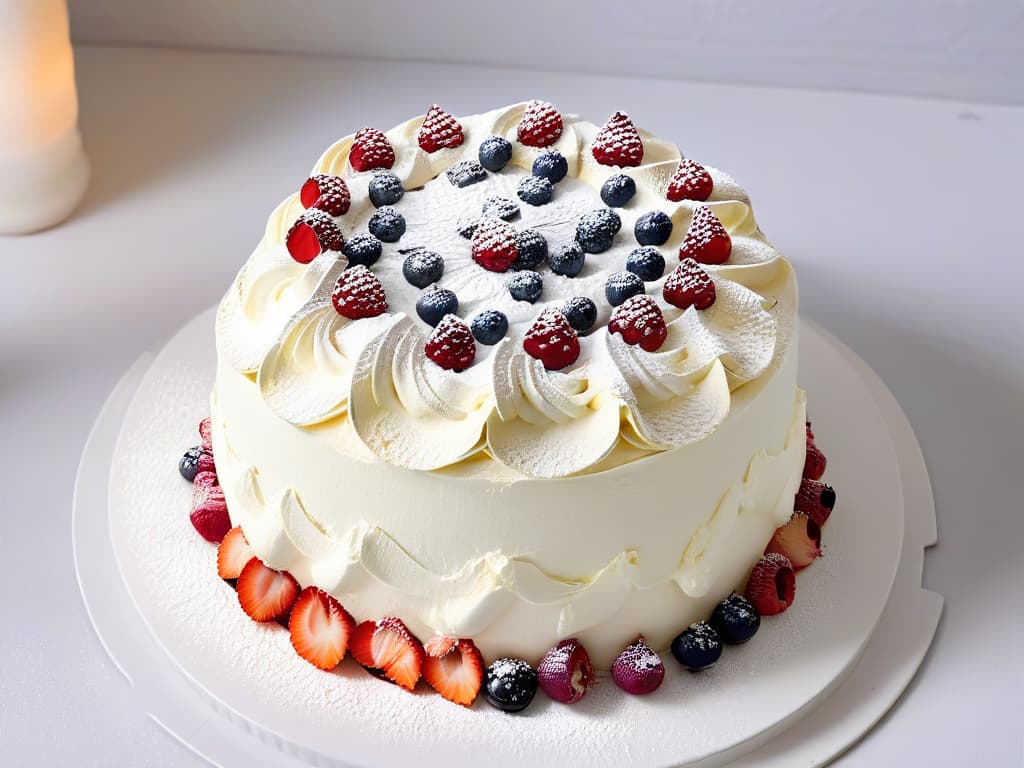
[2,45,1021,767]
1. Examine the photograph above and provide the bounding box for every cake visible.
[186,101,835,708]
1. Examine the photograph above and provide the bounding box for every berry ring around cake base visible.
[74,307,939,768]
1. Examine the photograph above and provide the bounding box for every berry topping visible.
[605,270,645,307]
[663,258,716,310]
[601,173,636,207]
[402,247,445,288]
[549,242,586,277]
[422,636,484,707]
[288,587,356,671]
[368,170,405,207]
[190,471,231,543]
[608,294,668,352]
[634,210,673,246]
[349,127,395,173]
[804,442,827,480]
[513,229,548,270]
[367,206,406,243]
[484,658,538,712]
[591,111,644,167]
[425,315,477,372]
[196,447,216,475]
[179,445,202,482]
[710,593,761,644]
[626,246,666,281]
[417,104,464,153]
[332,264,388,319]
[349,616,425,691]
[456,216,481,239]
[671,622,723,671]
[794,478,837,527]
[507,271,543,303]
[478,135,513,171]
[416,286,459,327]
[523,308,581,370]
[612,635,665,695]
[342,232,383,268]
[471,218,518,272]
[679,205,731,264]
[482,195,520,221]
[446,159,488,188]
[575,208,620,253]
[470,310,508,345]
[198,417,212,449]
[745,552,796,616]
[667,158,713,202]
[532,150,568,183]
[561,296,597,334]
[286,209,343,264]
[217,526,255,582]
[537,638,595,704]
[517,175,553,206]
[300,174,351,216]
[766,513,822,569]
[236,558,300,623]
[517,100,563,148]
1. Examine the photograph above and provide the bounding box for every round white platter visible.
[73,308,941,767]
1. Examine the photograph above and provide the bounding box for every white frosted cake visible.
[207,101,808,676]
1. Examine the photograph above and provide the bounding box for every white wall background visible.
[68,0,1024,105]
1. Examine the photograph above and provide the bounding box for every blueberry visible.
[532,150,568,183]
[484,658,538,713]
[634,210,673,246]
[549,242,585,277]
[447,159,488,188]
[517,176,553,206]
[671,622,723,671]
[507,271,543,303]
[601,173,636,207]
[478,136,513,172]
[457,216,480,239]
[342,232,383,267]
[605,270,645,306]
[576,209,620,253]
[401,248,444,288]
[626,246,666,281]
[368,170,404,207]
[179,446,202,482]
[561,296,597,334]
[471,310,509,345]
[368,206,406,242]
[513,229,548,270]
[710,593,761,644]
[415,287,459,326]
[482,196,520,221]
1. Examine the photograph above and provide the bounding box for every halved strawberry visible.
[418,104,464,152]
[766,513,822,569]
[471,217,518,272]
[663,258,716,310]
[591,111,644,167]
[425,315,476,372]
[608,294,668,352]
[300,174,351,216]
[236,558,299,623]
[745,553,796,616]
[794,477,837,527]
[679,205,731,265]
[523,308,581,371]
[288,587,356,671]
[349,127,395,172]
[517,100,563,148]
[666,158,713,202]
[349,617,425,691]
[422,636,484,707]
[217,526,255,581]
[286,209,344,264]
[190,471,231,543]
[804,442,827,480]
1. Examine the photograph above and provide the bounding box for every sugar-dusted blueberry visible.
[532,150,568,183]
[517,176,553,206]
[605,270,645,306]
[478,135,513,172]
[456,216,480,239]
[416,286,459,327]
[513,229,548,270]
[471,310,509,345]
[179,446,202,482]
[401,247,445,288]
[484,658,538,713]
[482,196,520,221]
[368,206,406,242]
[549,241,586,277]
[446,159,488,188]
[342,232,383,267]
[634,210,673,246]
[626,246,666,281]
[561,296,597,334]
[671,622,723,671]
[601,173,636,207]
[710,592,761,644]
[507,271,543,303]
[576,208,620,253]
[368,169,404,207]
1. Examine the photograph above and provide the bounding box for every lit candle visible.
[0,0,89,234]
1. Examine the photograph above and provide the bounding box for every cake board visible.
[73,309,941,768]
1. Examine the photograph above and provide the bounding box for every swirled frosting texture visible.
[216,104,794,478]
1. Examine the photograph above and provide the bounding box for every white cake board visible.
[73,309,941,768]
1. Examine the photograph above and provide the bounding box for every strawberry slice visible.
[418,104,464,152]
[591,111,644,167]
[679,205,731,265]
[288,587,356,671]
[745,553,796,616]
[236,558,300,623]
[765,513,822,569]
[300,174,351,216]
[517,100,563,148]
[471,217,518,272]
[608,294,668,352]
[422,636,484,707]
[350,617,425,691]
[286,209,344,264]
[425,315,476,372]
[217,526,255,581]
[663,258,716,310]
[666,158,713,202]
[190,471,231,543]
[523,308,580,371]
[349,127,396,172]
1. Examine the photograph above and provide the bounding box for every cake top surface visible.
[216,102,795,478]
